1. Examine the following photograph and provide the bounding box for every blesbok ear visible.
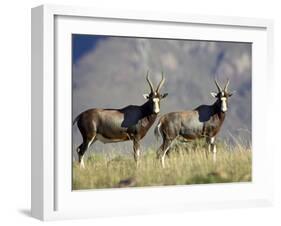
[228,90,236,97]
[143,94,150,99]
[161,93,168,99]
[210,92,218,98]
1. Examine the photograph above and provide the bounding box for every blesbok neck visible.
[141,100,155,117]
[213,99,226,119]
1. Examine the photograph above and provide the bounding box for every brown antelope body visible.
[73,73,168,168]
[154,79,234,167]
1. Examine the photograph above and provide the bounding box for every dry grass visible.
[72,140,252,190]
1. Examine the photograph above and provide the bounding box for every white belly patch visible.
[96,134,124,144]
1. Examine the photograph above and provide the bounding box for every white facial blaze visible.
[221,97,227,112]
[153,97,160,113]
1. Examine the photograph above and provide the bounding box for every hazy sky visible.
[72,35,252,156]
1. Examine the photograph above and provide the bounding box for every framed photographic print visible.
[31,4,274,221]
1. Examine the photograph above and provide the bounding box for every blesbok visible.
[154,79,234,167]
[73,72,168,168]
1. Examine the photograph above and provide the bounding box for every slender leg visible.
[77,144,87,169]
[206,137,211,159]
[77,135,96,169]
[212,144,217,163]
[160,139,173,168]
[133,140,141,166]
[207,143,211,158]
[209,137,216,163]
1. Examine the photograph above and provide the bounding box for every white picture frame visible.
[31,4,274,221]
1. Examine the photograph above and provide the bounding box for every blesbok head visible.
[210,79,235,112]
[143,72,168,114]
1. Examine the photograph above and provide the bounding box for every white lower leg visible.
[135,149,140,167]
[161,154,166,168]
[160,140,174,168]
[80,156,85,169]
[212,144,217,163]
[80,136,95,169]
[161,147,170,168]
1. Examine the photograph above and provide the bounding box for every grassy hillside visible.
[72,141,251,190]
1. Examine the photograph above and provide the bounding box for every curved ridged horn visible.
[156,72,165,93]
[224,79,230,92]
[146,71,154,93]
[214,79,222,92]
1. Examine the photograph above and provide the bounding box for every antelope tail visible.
[154,122,162,141]
[72,114,81,126]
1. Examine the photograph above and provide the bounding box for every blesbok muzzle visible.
[220,95,228,112]
[152,97,160,113]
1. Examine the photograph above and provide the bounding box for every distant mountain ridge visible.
[72,37,251,153]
